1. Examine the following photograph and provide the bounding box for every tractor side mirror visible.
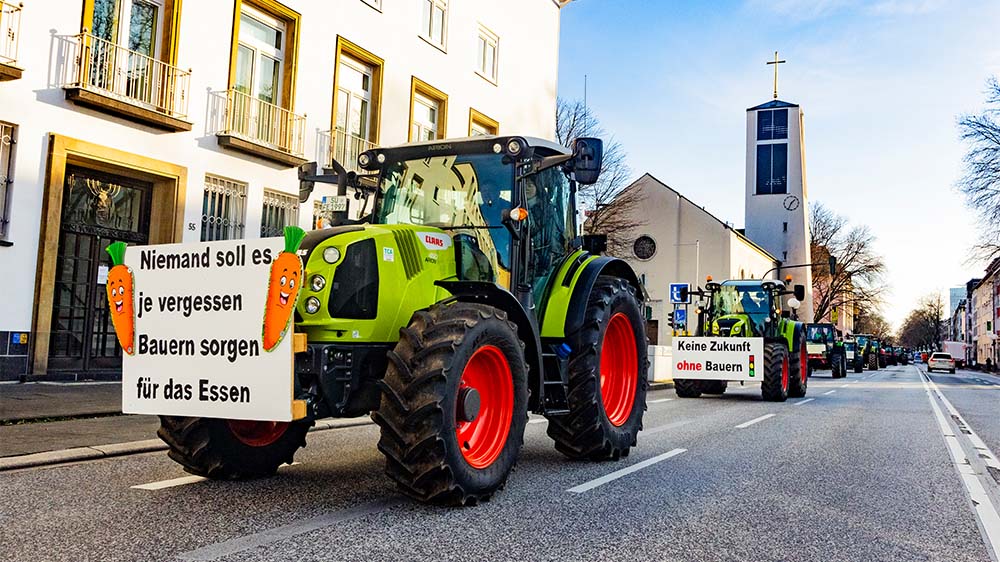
[571,137,603,185]
[298,162,318,203]
[581,234,607,254]
[678,286,689,303]
[794,284,806,301]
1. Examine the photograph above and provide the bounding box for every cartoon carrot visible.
[263,226,306,351]
[105,241,135,355]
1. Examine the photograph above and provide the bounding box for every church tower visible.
[744,54,813,322]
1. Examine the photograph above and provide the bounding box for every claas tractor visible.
[805,323,848,378]
[853,334,874,372]
[672,278,809,401]
[156,136,649,505]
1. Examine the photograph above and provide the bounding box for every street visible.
[3,365,1000,562]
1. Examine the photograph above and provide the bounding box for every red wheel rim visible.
[456,345,514,469]
[781,354,790,391]
[227,420,289,447]
[600,313,638,427]
[800,347,808,384]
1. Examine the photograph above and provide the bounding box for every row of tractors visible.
[131,134,863,506]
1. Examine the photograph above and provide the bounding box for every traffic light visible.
[667,311,676,328]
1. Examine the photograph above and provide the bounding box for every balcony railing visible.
[0,1,21,66]
[210,88,305,157]
[317,129,376,172]
[57,32,190,119]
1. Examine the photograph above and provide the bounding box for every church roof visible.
[615,173,779,264]
[747,99,799,111]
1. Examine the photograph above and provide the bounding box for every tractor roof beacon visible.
[156,135,650,506]
[673,278,810,401]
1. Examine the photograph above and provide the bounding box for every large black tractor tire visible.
[854,359,863,374]
[761,342,790,402]
[788,341,809,398]
[372,301,529,506]
[701,380,728,395]
[831,354,843,378]
[546,276,648,461]
[157,416,312,479]
[842,355,849,377]
[867,353,879,371]
[674,379,702,398]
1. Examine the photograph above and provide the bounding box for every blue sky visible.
[557,0,1000,328]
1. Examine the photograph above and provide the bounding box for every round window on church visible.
[633,235,656,260]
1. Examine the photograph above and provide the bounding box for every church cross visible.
[766,51,786,100]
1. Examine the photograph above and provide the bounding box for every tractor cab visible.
[696,279,804,339]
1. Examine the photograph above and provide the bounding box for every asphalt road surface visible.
[3,364,1000,562]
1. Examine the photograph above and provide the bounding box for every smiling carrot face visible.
[263,226,306,351]
[105,241,135,355]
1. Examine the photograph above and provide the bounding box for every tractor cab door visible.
[522,166,574,306]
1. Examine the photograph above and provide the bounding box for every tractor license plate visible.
[672,337,764,381]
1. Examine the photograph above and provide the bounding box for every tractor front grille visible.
[392,229,423,279]
[328,239,378,320]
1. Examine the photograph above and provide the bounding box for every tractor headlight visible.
[310,274,326,292]
[305,297,321,314]
[506,139,523,155]
[357,153,371,167]
[323,246,341,264]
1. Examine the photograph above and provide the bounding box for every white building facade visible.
[0,0,565,379]
[744,99,813,322]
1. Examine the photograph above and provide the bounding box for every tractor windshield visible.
[711,284,772,336]
[807,325,834,343]
[375,153,513,286]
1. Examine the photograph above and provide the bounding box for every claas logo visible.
[748,354,755,377]
[424,235,444,247]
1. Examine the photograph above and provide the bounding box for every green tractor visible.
[673,278,809,401]
[805,323,847,378]
[156,136,649,505]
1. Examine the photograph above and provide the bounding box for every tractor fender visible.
[778,320,805,352]
[435,281,544,402]
[563,257,643,338]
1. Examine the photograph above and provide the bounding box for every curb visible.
[0,387,679,471]
[0,417,377,472]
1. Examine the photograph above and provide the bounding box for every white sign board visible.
[672,337,764,381]
[120,238,295,421]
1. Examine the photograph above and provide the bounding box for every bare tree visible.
[809,202,887,323]
[854,309,892,341]
[555,98,642,255]
[898,293,946,350]
[958,76,1000,261]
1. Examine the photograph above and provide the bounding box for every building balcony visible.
[0,1,23,80]
[316,129,376,172]
[209,88,306,167]
[56,32,191,131]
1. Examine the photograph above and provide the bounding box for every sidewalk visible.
[0,380,674,462]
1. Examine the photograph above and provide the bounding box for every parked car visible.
[927,352,956,374]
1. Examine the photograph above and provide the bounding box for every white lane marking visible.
[850,380,860,384]
[823,390,836,395]
[177,498,403,561]
[133,462,300,491]
[527,418,547,425]
[840,384,851,388]
[793,398,815,406]
[734,414,775,429]
[919,372,1000,559]
[923,374,1000,472]
[567,449,686,493]
[132,475,206,490]
[648,398,673,404]
[644,420,692,435]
